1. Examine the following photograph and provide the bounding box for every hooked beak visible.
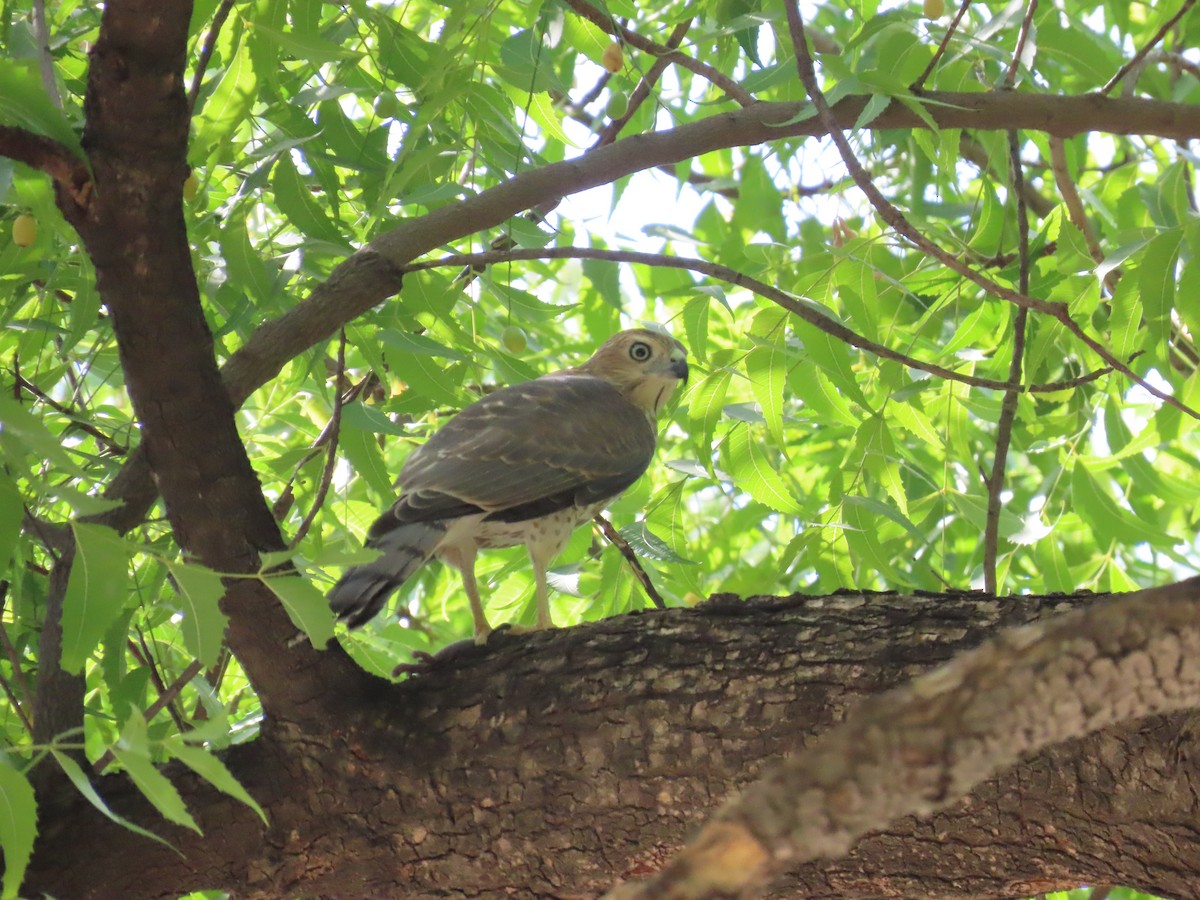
[668,356,689,385]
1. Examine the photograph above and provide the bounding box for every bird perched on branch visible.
[328,328,689,644]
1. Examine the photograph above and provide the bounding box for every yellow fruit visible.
[606,91,629,119]
[923,0,945,18]
[12,214,37,247]
[601,42,623,74]
[183,173,200,201]
[501,325,527,353]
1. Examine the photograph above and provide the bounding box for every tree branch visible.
[406,246,1118,395]
[1101,0,1197,96]
[0,125,89,207]
[610,577,1200,898]
[562,0,753,106]
[781,9,1197,418]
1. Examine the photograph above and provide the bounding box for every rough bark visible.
[25,590,1200,899]
[58,0,368,726]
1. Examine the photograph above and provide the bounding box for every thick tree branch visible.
[26,586,1200,899]
[612,577,1200,898]
[60,0,367,729]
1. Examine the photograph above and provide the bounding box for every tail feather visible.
[328,521,446,628]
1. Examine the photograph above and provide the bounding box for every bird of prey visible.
[328,328,689,643]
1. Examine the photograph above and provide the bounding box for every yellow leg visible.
[527,545,557,632]
[442,545,492,645]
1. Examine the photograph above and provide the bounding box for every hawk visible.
[328,328,689,643]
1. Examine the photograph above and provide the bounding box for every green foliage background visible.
[0,0,1198,896]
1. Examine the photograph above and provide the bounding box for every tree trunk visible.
[25,590,1200,899]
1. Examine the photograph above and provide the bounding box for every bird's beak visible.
[669,356,689,385]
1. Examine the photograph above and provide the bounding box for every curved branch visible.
[93,91,1200,552]
[406,247,1117,395]
[562,0,754,106]
[0,125,89,207]
[782,11,1198,418]
[609,576,1200,898]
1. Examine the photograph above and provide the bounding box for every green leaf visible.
[251,22,362,63]
[1070,464,1170,548]
[0,759,35,900]
[165,742,267,825]
[193,28,257,162]
[60,523,133,674]
[0,396,86,477]
[1138,228,1182,328]
[745,339,787,445]
[51,751,175,850]
[168,561,229,669]
[220,218,278,306]
[272,154,349,247]
[686,367,731,467]
[617,521,697,565]
[378,330,468,360]
[0,59,84,160]
[861,417,909,517]
[727,426,802,516]
[681,295,710,365]
[112,713,200,834]
[264,575,335,649]
[339,419,399,500]
[0,473,24,574]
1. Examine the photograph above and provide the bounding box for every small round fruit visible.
[12,214,37,247]
[923,0,945,18]
[501,325,527,353]
[605,91,629,119]
[183,172,200,201]
[374,95,403,119]
[601,41,623,74]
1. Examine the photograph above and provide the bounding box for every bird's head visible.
[572,328,689,419]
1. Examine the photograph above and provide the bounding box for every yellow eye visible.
[629,341,652,362]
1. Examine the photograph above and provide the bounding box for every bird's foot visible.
[391,639,479,677]
[494,621,556,637]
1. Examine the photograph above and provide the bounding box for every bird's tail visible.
[327,521,446,628]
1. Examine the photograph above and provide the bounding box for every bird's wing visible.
[369,375,656,537]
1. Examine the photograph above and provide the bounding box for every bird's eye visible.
[629,341,652,362]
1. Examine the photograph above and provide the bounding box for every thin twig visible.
[273,370,371,522]
[188,0,238,115]
[31,0,62,108]
[94,659,205,774]
[782,2,1199,420]
[290,331,348,550]
[983,5,1038,593]
[594,20,692,148]
[911,0,974,92]
[1145,49,1200,82]
[577,72,612,109]
[1048,138,1105,263]
[130,632,187,734]
[562,0,753,105]
[1001,0,1039,88]
[1101,0,1197,96]
[408,246,1123,395]
[15,373,128,456]
[0,583,34,735]
[983,129,1031,595]
[592,513,666,609]
[960,135,1054,218]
